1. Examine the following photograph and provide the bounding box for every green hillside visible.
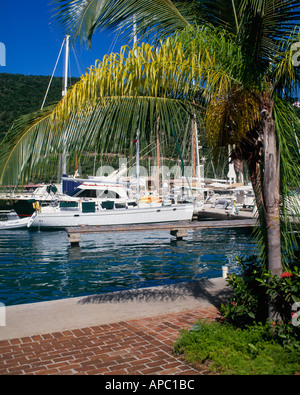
[0,73,234,181]
[0,73,79,137]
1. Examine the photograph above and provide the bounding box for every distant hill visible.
[0,73,79,138]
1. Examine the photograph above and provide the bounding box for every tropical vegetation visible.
[174,253,300,375]
[0,73,77,137]
[173,319,300,375]
[221,254,300,336]
[0,0,300,324]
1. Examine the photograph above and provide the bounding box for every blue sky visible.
[0,1,125,77]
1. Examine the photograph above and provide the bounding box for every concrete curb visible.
[0,277,232,341]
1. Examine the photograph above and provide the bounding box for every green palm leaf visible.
[51,0,191,46]
[274,96,300,260]
[0,105,57,185]
[0,29,243,185]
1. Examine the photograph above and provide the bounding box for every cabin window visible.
[98,190,120,199]
[75,189,97,198]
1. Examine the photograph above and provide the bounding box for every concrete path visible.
[0,277,231,341]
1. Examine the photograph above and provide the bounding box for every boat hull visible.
[28,204,194,229]
[0,217,30,229]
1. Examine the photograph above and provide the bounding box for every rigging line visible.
[108,30,120,54]
[71,43,83,77]
[67,49,72,88]
[41,37,66,110]
[126,132,173,169]
[169,115,193,199]
[126,140,157,169]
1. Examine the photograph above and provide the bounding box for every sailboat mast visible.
[133,15,138,57]
[194,116,201,180]
[133,18,140,200]
[136,128,140,202]
[62,35,70,175]
[62,35,70,97]
[192,119,196,178]
[156,130,160,196]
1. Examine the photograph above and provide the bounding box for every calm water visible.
[0,227,257,306]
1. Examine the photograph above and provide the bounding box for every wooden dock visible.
[66,218,256,245]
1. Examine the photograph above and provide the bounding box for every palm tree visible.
[1,0,300,320]
[52,0,300,270]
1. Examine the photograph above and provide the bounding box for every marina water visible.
[0,227,256,306]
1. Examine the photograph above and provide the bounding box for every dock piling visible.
[68,232,81,246]
[66,219,255,246]
[170,228,188,240]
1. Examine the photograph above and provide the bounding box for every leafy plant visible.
[174,254,300,374]
[221,255,269,326]
[221,254,300,344]
[257,259,300,325]
[173,320,300,375]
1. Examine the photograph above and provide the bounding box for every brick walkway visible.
[0,306,219,375]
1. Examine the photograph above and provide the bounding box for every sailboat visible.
[27,199,193,229]
[27,160,194,229]
[21,29,194,229]
[27,113,194,229]
[0,36,73,218]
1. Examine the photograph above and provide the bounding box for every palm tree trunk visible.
[262,95,282,320]
[247,146,264,229]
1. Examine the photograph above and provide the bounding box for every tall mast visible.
[133,18,139,201]
[193,115,201,180]
[133,15,138,58]
[156,121,160,196]
[62,35,70,175]
[62,35,70,97]
[136,127,140,203]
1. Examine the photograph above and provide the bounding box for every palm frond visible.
[271,27,300,96]
[51,0,191,47]
[205,87,261,156]
[204,0,300,78]
[0,105,58,185]
[273,95,300,261]
[52,36,236,125]
[238,0,300,47]
[0,27,246,186]
[0,39,210,185]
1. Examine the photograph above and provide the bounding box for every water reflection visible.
[0,227,256,305]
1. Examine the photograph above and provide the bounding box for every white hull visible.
[28,204,194,229]
[0,217,30,230]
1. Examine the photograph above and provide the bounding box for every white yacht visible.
[27,200,194,229]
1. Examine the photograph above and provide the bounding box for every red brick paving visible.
[0,306,220,375]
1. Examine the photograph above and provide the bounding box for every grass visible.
[173,320,300,375]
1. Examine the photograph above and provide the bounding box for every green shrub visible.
[258,265,300,324]
[220,255,269,326]
[174,320,300,375]
[220,254,300,345]
[174,254,300,374]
